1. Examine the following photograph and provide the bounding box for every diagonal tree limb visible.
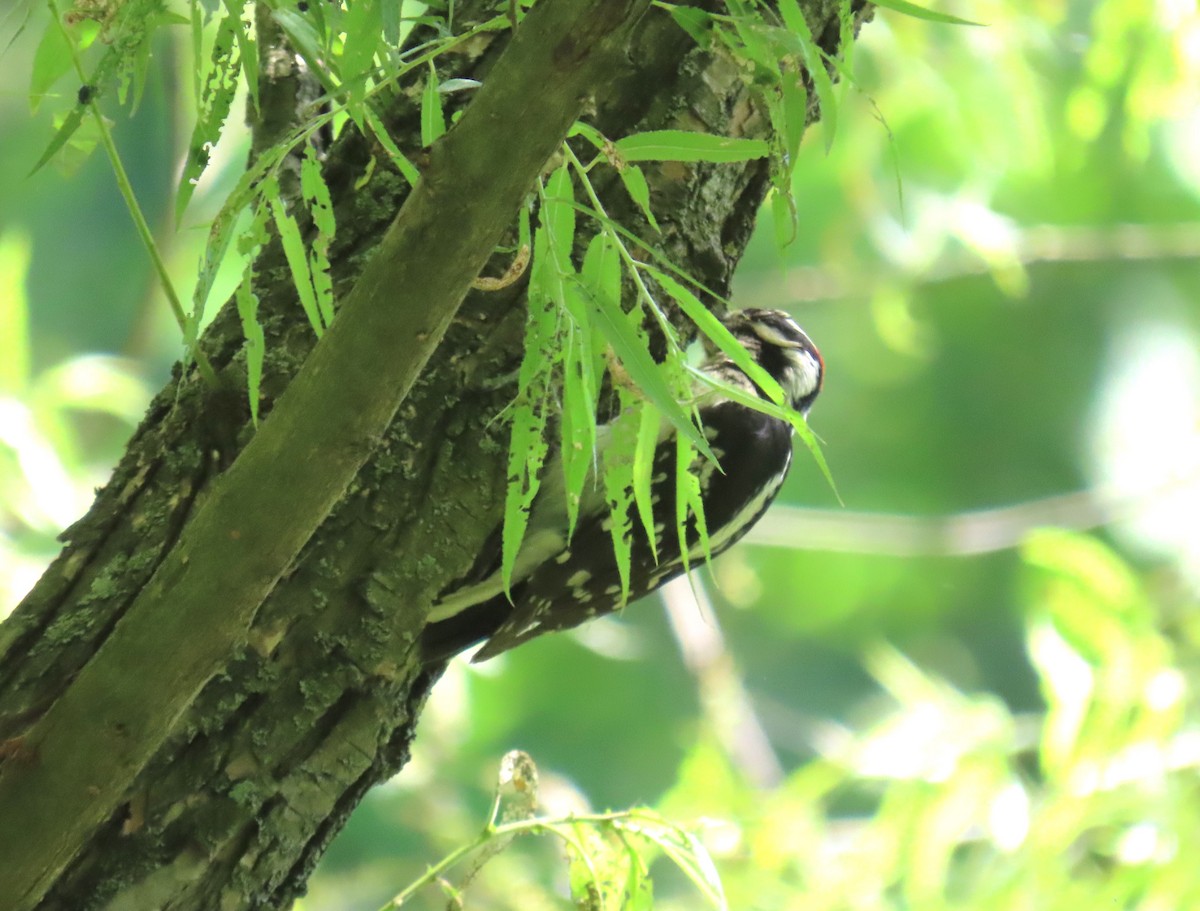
[0,2,650,906]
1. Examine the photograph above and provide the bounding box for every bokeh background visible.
[3,1,1200,908]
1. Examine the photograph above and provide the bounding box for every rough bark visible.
[0,1,867,908]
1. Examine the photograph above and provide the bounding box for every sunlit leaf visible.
[872,0,984,26]
[269,195,324,336]
[176,8,239,221]
[614,130,769,163]
[301,145,337,328]
[420,60,445,146]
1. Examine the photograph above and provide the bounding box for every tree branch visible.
[0,2,649,906]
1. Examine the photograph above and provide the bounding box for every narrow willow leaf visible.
[687,364,838,497]
[223,0,258,109]
[779,69,808,162]
[559,319,594,538]
[420,61,445,146]
[176,8,239,221]
[235,269,265,427]
[301,146,337,327]
[617,164,661,231]
[602,395,641,605]
[872,0,984,26]
[364,106,421,186]
[29,14,74,110]
[381,0,401,45]
[578,232,619,403]
[192,161,278,327]
[567,120,608,152]
[232,199,271,424]
[29,105,86,175]
[645,265,788,408]
[558,233,619,534]
[501,286,558,594]
[272,8,340,98]
[573,275,717,463]
[724,0,776,73]
[581,232,621,308]
[341,0,381,94]
[632,404,661,560]
[646,826,728,911]
[543,164,576,272]
[668,7,712,47]
[190,0,203,104]
[614,130,769,163]
[269,196,324,336]
[774,3,838,151]
[673,435,696,574]
[771,185,798,249]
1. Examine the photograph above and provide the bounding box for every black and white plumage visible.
[419,308,823,664]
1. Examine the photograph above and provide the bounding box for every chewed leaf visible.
[269,196,324,336]
[235,270,264,427]
[777,0,838,151]
[501,288,558,594]
[601,394,640,605]
[301,146,337,328]
[632,404,661,561]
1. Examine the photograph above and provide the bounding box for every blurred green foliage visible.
[2,0,1200,908]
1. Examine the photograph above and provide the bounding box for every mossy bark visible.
[0,2,867,908]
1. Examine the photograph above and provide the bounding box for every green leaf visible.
[235,270,265,427]
[617,164,661,231]
[568,119,608,152]
[272,8,341,98]
[668,7,712,47]
[674,435,702,574]
[501,285,558,594]
[559,318,596,539]
[270,196,325,336]
[573,274,717,464]
[601,394,640,605]
[624,814,727,910]
[614,130,769,163]
[771,186,798,248]
[29,15,74,111]
[29,105,86,175]
[176,8,240,221]
[687,364,838,497]
[301,145,337,328]
[381,0,402,45]
[775,2,838,151]
[632,404,661,561]
[219,0,257,110]
[778,71,808,162]
[341,0,381,91]
[542,164,576,271]
[646,266,788,408]
[364,105,421,186]
[872,0,984,26]
[420,60,446,146]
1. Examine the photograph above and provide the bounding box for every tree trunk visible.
[0,2,867,908]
